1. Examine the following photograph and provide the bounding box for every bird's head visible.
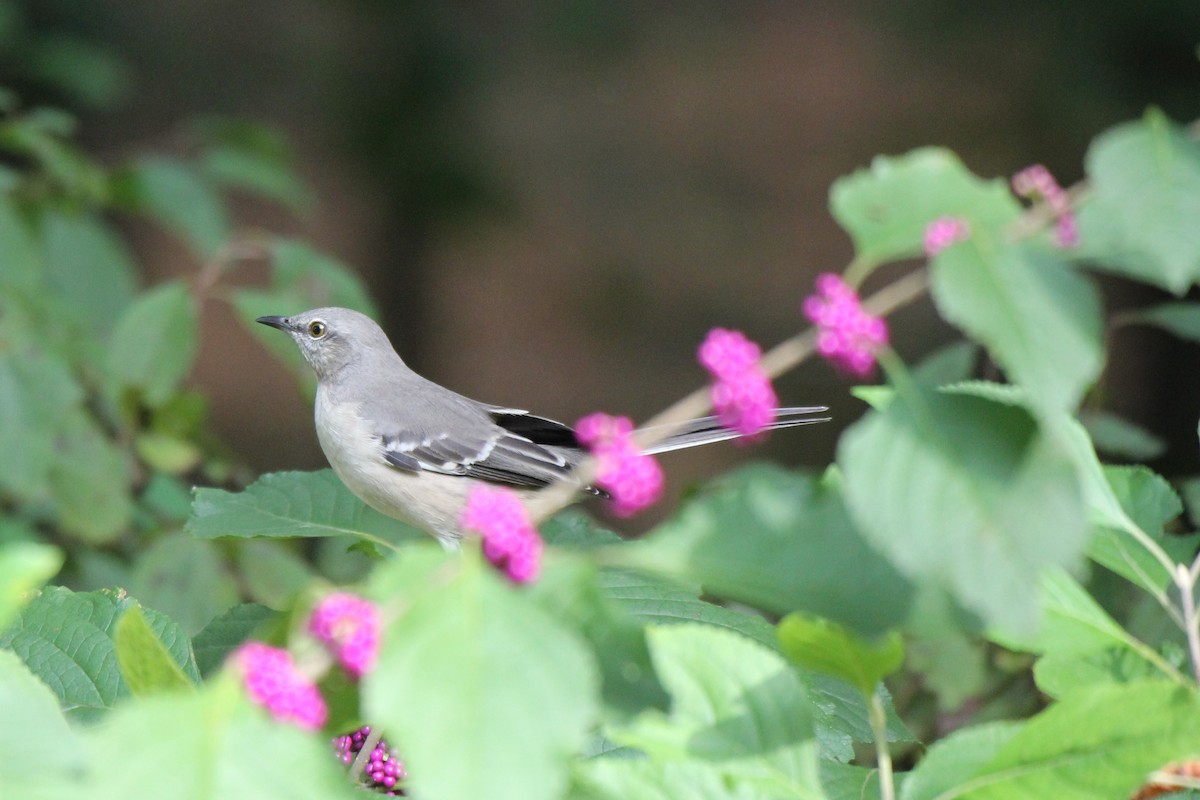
[256,307,396,381]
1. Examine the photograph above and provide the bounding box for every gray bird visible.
[257,307,828,546]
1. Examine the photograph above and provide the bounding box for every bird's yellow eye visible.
[308,320,327,338]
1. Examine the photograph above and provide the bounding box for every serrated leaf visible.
[947,682,1200,799]
[0,542,61,632]
[130,534,239,636]
[839,383,1087,636]
[40,211,137,333]
[117,156,229,257]
[621,464,913,635]
[0,649,84,788]
[900,721,1022,800]
[930,236,1103,418]
[830,147,1020,271]
[364,553,598,800]
[114,606,195,695]
[106,280,198,408]
[596,568,907,761]
[82,677,363,799]
[778,613,904,698]
[1087,465,1182,593]
[187,469,422,546]
[989,569,1185,696]
[1079,109,1200,295]
[613,624,825,799]
[0,586,200,717]
[192,604,279,677]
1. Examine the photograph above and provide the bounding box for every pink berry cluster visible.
[308,592,382,678]
[460,484,544,583]
[335,726,408,795]
[575,412,665,516]
[802,273,889,376]
[1011,164,1078,247]
[923,216,971,257]
[696,328,778,438]
[234,642,328,731]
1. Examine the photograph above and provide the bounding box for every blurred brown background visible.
[9,0,1200,524]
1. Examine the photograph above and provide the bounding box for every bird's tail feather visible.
[639,406,830,455]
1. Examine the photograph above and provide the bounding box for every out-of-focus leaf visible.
[106,280,198,408]
[839,383,1087,636]
[1079,109,1200,295]
[0,587,199,718]
[192,604,279,677]
[0,542,61,632]
[1087,465,1184,593]
[187,469,422,547]
[900,721,1022,800]
[619,464,913,636]
[931,237,1103,420]
[235,539,313,609]
[1079,411,1166,461]
[0,350,82,501]
[0,193,43,294]
[0,649,84,789]
[40,211,137,333]
[365,553,598,800]
[778,613,904,698]
[115,156,229,257]
[612,624,824,798]
[46,410,133,543]
[114,606,195,695]
[130,534,239,636]
[829,147,1019,271]
[1124,301,1200,343]
[571,758,773,800]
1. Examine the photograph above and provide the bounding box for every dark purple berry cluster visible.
[334,726,408,795]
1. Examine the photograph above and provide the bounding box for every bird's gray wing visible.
[375,394,580,490]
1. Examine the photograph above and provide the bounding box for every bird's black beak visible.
[256,315,290,331]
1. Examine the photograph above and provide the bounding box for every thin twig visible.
[349,727,384,784]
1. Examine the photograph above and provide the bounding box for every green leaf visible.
[930,236,1103,418]
[116,156,229,257]
[106,280,198,408]
[613,624,825,799]
[990,569,1185,696]
[0,349,83,500]
[81,677,363,799]
[129,534,240,636]
[0,542,61,632]
[46,410,133,542]
[529,560,667,721]
[1123,301,1200,344]
[822,762,890,800]
[0,193,43,294]
[40,211,138,333]
[0,649,84,788]
[620,464,913,635]
[192,604,279,677]
[778,613,904,698]
[234,539,313,609]
[0,587,200,718]
[1079,108,1200,295]
[829,147,1020,271]
[1079,410,1166,461]
[900,721,1022,800]
[838,383,1087,636]
[595,567,908,761]
[571,758,774,800]
[364,553,598,800]
[187,469,422,546]
[114,606,195,695]
[1087,465,1183,593]
[941,682,1200,799]
[202,145,314,213]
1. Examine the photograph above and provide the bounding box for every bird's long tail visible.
[639,406,830,455]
